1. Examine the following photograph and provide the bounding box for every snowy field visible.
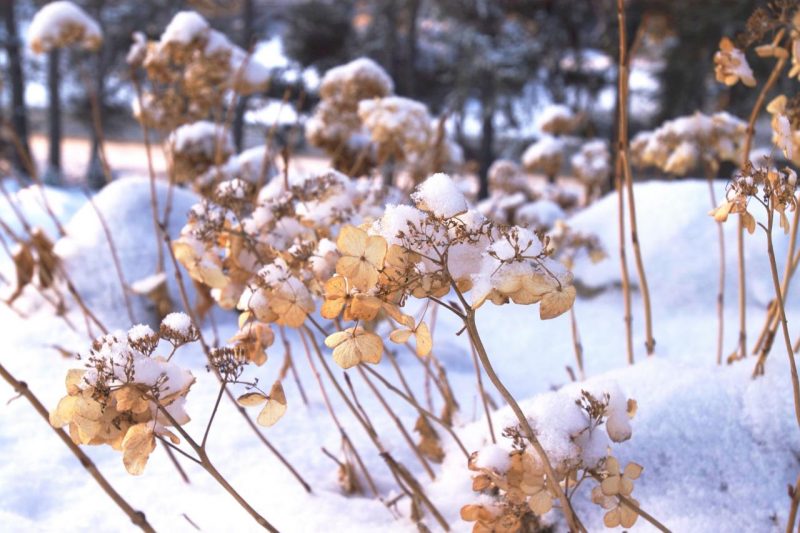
[0,175,797,532]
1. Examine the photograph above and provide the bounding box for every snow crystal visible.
[162,312,193,336]
[411,173,467,218]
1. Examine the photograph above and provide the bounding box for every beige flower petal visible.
[121,423,156,475]
[257,381,287,427]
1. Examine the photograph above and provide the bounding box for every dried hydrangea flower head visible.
[571,139,611,204]
[710,160,798,234]
[536,104,577,136]
[306,58,394,174]
[166,121,236,186]
[462,386,640,531]
[630,112,746,176]
[28,1,103,54]
[714,36,757,87]
[521,135,564,179]
[49,318,196,475]
[129,11,269,131]
[766,94,800,164]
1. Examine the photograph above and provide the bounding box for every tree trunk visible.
[86,53,106,189]
[44,49,62,186]
[401,0,420,98]
[478,101,494,201]
[232,0,255,152]
[3,0,31,178]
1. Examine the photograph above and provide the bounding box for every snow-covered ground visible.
[0,176,798,532]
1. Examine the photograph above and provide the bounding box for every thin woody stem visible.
[0,363,156,533]
[447,280,582,532]
[618,0,655,355]
[763,207,800,429]
[738,30,788,360]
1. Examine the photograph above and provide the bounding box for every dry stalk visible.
[759,206,800,428]
[615,156,635,366]
[0,363,156,533]
[705,166,726,366]
[569,306,586,379]
[162,229,312,493]
[468,339,497,443]
[297,327,381,498]
[617,0,655,355]
[154,394,279,532]
[357,366,436,480]
[736,30,788,361]
[82,189,135,324]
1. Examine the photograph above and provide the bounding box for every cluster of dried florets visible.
[49,314,198,475]
[28,1,103,54]
[320,173,575,367]
[631,112,745,175]
[306,58,394,174]
[547,221,606,271]
[480,160,579,228]
[715,4,800,166]
[7,228,60,305]
[714,36,757,87]
[306,58,460,182]
[710,160,798,233]
[128,10,269,131]
[174,169,390,365]
[571,139,611,200]
[461,387,639,531]
[358,96,461,185]
[166,120,236,187]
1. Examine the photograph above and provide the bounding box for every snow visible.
[27,1,102,54]
[161,312,192,336]
[2,178,800,533]
[411,173,468,218]
[169,121,233,157]
[159,11,209,47]
[53,177,200,329]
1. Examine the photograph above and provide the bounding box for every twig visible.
[0,363,156,532]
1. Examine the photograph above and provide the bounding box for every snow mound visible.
[432,357,799,532]
[53,178,200,328]
[569,179,798,310]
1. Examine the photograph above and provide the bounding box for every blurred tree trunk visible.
[233,0,255,152]
[401,0,420,98]
[478,84,495,200]
[86,0,106,189]
[44,49,62,185]
[3,0,31,179]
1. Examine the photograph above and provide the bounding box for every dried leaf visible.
[415,321,432,357]
[389,328,413,344]
[237,392,268,407]
[539,285,576,319]
[257,381,287,427]
[121,423,156,475]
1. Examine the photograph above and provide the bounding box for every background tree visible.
[2,0,32,178]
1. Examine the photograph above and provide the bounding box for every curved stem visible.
[462,309,583,532]
[763,209,800,429]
